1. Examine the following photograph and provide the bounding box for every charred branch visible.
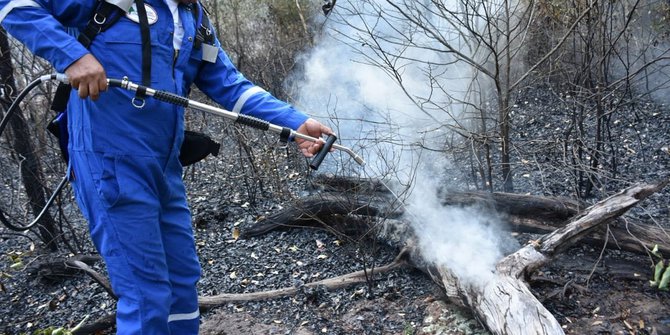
[246,176,669,256]
[27,254,101,282]
[240,176,668,335]
[199,250,409,310]
[71,313,116,335]
[53,177,669,335]
[65,259,116,300]
[241,192,402,238]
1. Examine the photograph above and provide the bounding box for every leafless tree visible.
[322,0,670,197]
[0,28,60,250]
[521,0,670,198]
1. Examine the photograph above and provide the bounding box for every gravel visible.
[1,85,669,334]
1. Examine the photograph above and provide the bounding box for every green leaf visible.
[655,260,665,282]
[32,327,53,335]
[651,244,662,258]
[651,260,665,287]
[659,266,670,290]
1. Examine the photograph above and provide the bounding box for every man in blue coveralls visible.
[0,0,332,333]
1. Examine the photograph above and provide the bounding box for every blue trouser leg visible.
[161,157,201,333]
[70,151,200,335]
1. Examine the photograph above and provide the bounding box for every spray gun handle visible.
[309,134,337,170]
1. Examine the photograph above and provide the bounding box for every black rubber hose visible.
[0,76,43,136]
[0,76,68,231]
[0,175,68,231]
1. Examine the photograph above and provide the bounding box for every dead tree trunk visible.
[246,181,669,256]
[462,181,669,334]
[0,27,59,249]
[439,191,670,256]
[243,177,668,335]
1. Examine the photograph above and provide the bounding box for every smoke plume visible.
[294,1,515,284]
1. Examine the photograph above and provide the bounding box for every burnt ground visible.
[1,85,670,335]
[533,245,670,335]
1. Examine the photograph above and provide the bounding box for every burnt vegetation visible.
[1,1,670,334]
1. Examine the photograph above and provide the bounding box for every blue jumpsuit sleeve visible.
[0,0,94,73]
[194,42,309,131]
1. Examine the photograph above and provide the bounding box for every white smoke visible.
[294,1,514,284]
[408,170,507,285]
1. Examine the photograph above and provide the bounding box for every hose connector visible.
[54,73,69,84]
[40,73,69,84]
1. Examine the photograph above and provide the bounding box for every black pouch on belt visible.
[47,124,220,167]
[179,130,221,166]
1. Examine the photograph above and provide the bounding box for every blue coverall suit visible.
[0,0,309,333]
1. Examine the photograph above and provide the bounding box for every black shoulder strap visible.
[50,1,125,113]
[77,1,123,48]
[192,2,214,50]
[134,0,151,91]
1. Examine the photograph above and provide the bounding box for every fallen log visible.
[311,174,584,223]
[242,178,668,335]
[199,250,409,309]
[27,254,102,281]
[509,180,669,276]
[71,313,116,335]
[62,177,669,335]
[441,190,669,255]
[247,177,670,256]
[456,180,668,334]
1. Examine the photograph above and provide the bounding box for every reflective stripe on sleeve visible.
[167,309,200,322]
[232,86,266,114]
[0,0,41,24]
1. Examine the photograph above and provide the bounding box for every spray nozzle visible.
[309,134,337,170]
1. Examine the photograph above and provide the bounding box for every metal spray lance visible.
[105,77,365,170]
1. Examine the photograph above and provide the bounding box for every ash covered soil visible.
[1,86,670,335]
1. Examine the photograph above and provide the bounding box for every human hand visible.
[295,118,334,157]
[65,54,107,100]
